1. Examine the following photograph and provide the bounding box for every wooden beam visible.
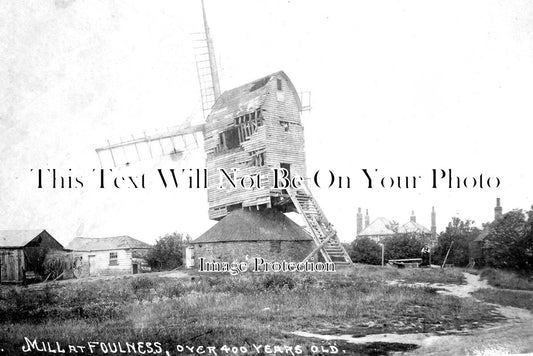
[301,230,337,264]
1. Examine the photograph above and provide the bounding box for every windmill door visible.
[280,163,291,180]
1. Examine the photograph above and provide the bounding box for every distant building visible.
[0,229,64,283]
[469,198,503,265]
[397,211,432,235]
[67,236,152,277]
[357,209,437,246]
[357,217,396,242]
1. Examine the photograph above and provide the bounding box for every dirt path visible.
[294,272,533,355]
[410,272,533,355]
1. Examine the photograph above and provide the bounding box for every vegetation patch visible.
[0,268,500,355]
[337,341,419,356]
[480,268,533,291]
[472,288,533,312]
[352,264,465,285]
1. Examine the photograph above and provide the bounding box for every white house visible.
[66,236,152,277]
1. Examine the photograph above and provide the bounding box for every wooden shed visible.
[0,229,64,283]
[66,236,152,277]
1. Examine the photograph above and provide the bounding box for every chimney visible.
[431,206,437,239]
[357,207,363,235]
[365,209,370,228]
[410,210,416,223]
[494,198,503,220]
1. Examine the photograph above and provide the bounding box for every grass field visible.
[478,268,533,291]
[0,266,499,355]
[472,288,533,312]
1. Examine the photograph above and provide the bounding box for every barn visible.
[0,229,64,283]
[192,208,315,264]
[66,236,152,277]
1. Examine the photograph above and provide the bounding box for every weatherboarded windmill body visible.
[95,1,352,268]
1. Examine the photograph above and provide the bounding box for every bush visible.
[349,237,382,265]
[156,282,185,299]
[261,274,296,290]
[484,210,533,271]
[433,217,480,267]
[382,234,425,261]
[131,276,156,300]
[146,232,190,271]
[131,276,156,291]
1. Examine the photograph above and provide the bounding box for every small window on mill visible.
[250,150,266,167]
[277,78,282,91]
[109,252,118,266]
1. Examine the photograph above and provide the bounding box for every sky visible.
[1,0,532,245]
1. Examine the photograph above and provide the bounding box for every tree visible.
[527,207,533,268]
[382,233,425,261]
[146,232,191,271]
[348,237,382,265]
[433,217,480,267]
[24,247,49,277]
[484,209,532,271]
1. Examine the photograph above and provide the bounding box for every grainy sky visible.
[1,0,532,245]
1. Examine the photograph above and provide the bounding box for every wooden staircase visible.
[286,184,353,268]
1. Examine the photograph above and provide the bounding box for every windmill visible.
[95,1,352,267]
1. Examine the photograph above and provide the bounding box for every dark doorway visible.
[132,264,139,274]
[280,163,291,180]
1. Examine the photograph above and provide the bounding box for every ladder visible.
[286,183,353,267]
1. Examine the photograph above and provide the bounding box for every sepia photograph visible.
[1,0,532,355]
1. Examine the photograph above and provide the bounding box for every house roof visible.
[474,228,490,242]
[0,229,47,248]
[193,208,312,244]
[208,71,301,121]
[397,221,431,234]
[66,236,152,251]
[358,217,396,237]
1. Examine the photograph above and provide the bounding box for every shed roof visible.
[0,229,47,248]
[193,208,312,244]
[208,71,301,121]
[358,218,396,237]
[67,236,152,251]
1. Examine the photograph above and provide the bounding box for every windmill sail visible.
[95,0,221,168]
[95,124,204,167]
[193,0,221,119]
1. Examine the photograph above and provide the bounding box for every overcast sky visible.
[1,0,532,245]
